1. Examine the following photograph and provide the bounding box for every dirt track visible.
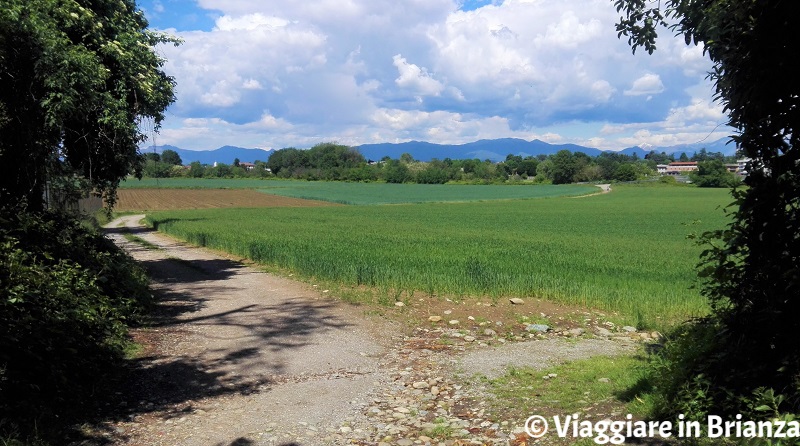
[103,215,394,445]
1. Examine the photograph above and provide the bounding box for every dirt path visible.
[103,215,396,445]
[100,215,638,446]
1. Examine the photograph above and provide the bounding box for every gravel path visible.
[100,215,638,446]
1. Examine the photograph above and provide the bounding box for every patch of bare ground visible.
[114,188,339,211]
[571,183,612,198]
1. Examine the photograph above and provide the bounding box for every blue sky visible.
[136,0,731,152]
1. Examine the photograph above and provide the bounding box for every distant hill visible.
[618,146,650,158]
[356,138,603,162]
[356,138,737,162]
[654,137,737,157]
[145,145,273,165]
[147,137,736,165]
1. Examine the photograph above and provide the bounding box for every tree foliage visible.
[549,150,579,184]
[161,149,182,165]
[616,0,800,414]
[0,0,177,210]
[267,143,365,179]
[688,159,740,188]
[0,207,152,423]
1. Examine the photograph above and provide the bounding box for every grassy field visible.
[145,184,733,328]
[119,178,598,205]
[252,181,598,205]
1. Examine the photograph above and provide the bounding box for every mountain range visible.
[148,137,736,165]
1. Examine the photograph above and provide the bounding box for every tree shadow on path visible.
[75,224,354,444]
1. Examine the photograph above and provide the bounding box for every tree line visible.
[143,143,739,186]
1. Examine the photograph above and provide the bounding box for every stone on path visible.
[595,327,613,336]
[526,324,550,333]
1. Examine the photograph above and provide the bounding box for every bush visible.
[635,317,800,443]
[689,160,742,188]
[659,175,678,184]
[0,208,152,424]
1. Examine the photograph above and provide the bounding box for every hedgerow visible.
[0,207,151,425]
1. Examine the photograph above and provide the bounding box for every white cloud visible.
[214,13,289,31]
[242,79,263,90]
[250,112,293,130]
[392,55,445,97]
[624,73,665,96]
[597,81,729,149]
[200,79,241,107]
[148,0,727,151]
[160,17,327,116]
[537,11,602,49]
[590,80,615,103]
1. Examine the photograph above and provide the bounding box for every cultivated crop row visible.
[146,185,732,328]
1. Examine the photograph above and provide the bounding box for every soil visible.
[114,189,339,211]
[91,214,646,446]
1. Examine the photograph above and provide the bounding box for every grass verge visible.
[479,353,653,427]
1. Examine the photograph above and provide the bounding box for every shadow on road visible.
[74,222,353,445]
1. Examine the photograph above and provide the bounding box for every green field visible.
[256,181,599,205]
[145,184,733,328]
[120,178,597,205]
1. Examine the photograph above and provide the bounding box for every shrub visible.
[0,207,152,424]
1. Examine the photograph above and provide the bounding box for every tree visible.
[616,0,800,414]
[144,152,161,162]
[518,157,538,177]
[549,150,578,184]
[383,159,411,183]
[142,159,171,178]
[503,154,523,175]
[188,161,204,178]
[0,0,177,210]
[266,148,307,175]
[645,150,674,165]
[535,159,554,182]
[688,159,739,188]
[613,163,637,182]
[399,153,415,164]
[307,143,365,171]
[415,163,449,184]
[162,149,182,166]
[211,163,232,178]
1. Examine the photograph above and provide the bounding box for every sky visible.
[137,0,733,152]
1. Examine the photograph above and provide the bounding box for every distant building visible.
[656,164,668,174]
[239,162,255,170]
[664,161,698,176]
